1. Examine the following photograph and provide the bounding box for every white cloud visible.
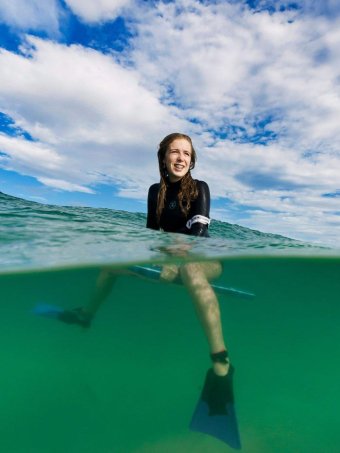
[64,0,133,23]
[0,36,186,194]
[228,207,340,247]
[0,0,59,33]
[1,1,340,245]
[1,36,172,146]
[203,138,340,246]
[0,0,134,34]
[38,177,94,193]
[128,1,340,151]
[0,133,63,171]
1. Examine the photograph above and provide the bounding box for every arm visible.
[146,184,159,230]
[187,181,211,237]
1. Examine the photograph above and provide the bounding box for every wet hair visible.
[156,132,198,224]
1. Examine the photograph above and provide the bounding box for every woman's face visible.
[164,138,192,182]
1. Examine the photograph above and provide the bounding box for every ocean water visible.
[1,191,340,453]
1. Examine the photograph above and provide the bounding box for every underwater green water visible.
[1,192,340,451]
[1,256,340,452]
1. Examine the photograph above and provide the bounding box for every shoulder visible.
[195,179,209,188]
[148,183,160,195]
[194,180,210,194]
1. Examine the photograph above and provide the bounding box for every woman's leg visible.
[59,268,118,327]
[82,268,117,317]
[159,264,180,282]
[179,261,229,376]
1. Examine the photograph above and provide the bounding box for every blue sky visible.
[0,0,340,246]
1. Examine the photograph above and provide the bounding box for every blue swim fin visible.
[129,265,254,299]
[190,366,241,449]
[33,304,64,318]
[33,305,92,327]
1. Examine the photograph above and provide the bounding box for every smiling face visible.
[164,138,192,182]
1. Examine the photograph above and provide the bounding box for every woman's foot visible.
[213,361,230,376]
[210,350,230,376]
[58,307,92,328]
[201,366,235,415]
[199,349,233,414]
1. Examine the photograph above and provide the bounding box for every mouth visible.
[174,164,185,171]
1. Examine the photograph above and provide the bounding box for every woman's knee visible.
[201,261,222,280]
[180,261,222,281]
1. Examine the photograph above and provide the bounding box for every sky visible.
[0,0,340,246]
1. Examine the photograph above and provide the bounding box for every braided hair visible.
[156,133,198,224]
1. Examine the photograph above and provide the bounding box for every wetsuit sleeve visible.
[188,181,210,237]
[146,184,159,230]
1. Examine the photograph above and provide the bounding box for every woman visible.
[146,133,231,381]
[146,134,239,444]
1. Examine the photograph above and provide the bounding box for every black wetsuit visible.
[146,179,210,237]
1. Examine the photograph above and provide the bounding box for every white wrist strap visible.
[186,215,211,230]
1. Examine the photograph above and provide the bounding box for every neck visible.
[168,177,182,184]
